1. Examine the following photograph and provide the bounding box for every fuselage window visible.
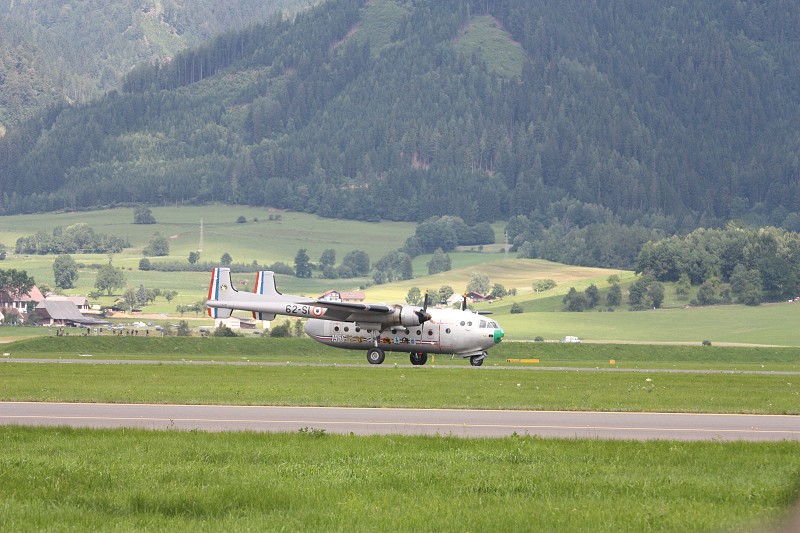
[334,325,340,332]
[344,326,349,332]
[445,328,451,334]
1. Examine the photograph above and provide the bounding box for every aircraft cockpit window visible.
[480,320,487,328]
[489,321,498,328]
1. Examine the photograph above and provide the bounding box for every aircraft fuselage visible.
[304,307,503,356]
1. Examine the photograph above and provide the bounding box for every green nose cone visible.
[494,328,505,344]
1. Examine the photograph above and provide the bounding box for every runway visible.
[2,402,799,441]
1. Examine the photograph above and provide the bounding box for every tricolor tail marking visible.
[207,268,220,317]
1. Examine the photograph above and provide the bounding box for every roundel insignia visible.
[312,306,324,317]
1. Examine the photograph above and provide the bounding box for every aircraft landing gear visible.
[410,351,427,366]
[469,352,487,367]
[367,347,385,365]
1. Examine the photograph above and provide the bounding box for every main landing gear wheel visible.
[410,351,428,366]
[367,347,385,365]
[469,353,486,367]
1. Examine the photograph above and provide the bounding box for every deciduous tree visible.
[53,254,79,289]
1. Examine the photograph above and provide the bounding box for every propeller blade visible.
[461,293,467,311]
[415,290,432,324]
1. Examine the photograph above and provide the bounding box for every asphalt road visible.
[2,402,799,441]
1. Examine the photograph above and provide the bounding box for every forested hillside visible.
[0,0,315,130]
[2,0,800,244]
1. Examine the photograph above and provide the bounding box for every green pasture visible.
[2,427,798,532]
[499,300,800,345]
[4,205,800,346]
[0,205,416,267]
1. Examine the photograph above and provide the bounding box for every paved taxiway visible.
[2,402,799,441]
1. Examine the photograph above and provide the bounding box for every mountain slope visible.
[0,0,316,130]
[2,0,799,234]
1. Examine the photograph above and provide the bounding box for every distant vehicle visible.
[561,336,581,343]
[206,267,505,366]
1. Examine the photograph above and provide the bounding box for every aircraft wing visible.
[207,268,426,328]
[314,300,392,314]
[311,300,395,324]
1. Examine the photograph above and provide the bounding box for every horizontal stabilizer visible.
[208,306,232,319]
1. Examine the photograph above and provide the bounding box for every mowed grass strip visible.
[6,336,800,370]
[2,361,798,414]
[1,427,798,532]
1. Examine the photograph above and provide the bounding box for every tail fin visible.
[206,268,233,318]
[252,271,278,320]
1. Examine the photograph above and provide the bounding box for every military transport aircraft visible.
[206,268,504,366]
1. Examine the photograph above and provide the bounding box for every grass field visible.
[2,427,798,532]
[2,338,799,414]
[2,338,800,531]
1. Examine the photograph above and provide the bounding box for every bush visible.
[176,320,192,337]
[236,215,247,223]
[269,321,292,337]
[213,324,239,337]
[534,336,544,342]
[702,340,712,346]
[510,302,524,314]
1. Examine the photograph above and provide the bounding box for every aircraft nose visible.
[494,328,504,344]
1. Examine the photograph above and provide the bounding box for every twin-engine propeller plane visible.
[206,268,504,366]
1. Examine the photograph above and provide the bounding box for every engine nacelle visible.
[390,305,428,327]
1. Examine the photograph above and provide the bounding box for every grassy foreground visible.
[1,426,799,532]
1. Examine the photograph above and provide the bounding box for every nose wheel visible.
[410,351,427,365]
[469,352,487,366]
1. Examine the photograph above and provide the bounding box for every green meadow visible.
[2,427,798,532]
[3,205,799,346]
[3,338,799,413]
[3,332,800,531]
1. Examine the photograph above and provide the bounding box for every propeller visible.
[414,290,432,325]
[461,293,467,311]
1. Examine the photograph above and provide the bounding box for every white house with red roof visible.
[0,285,44,323]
